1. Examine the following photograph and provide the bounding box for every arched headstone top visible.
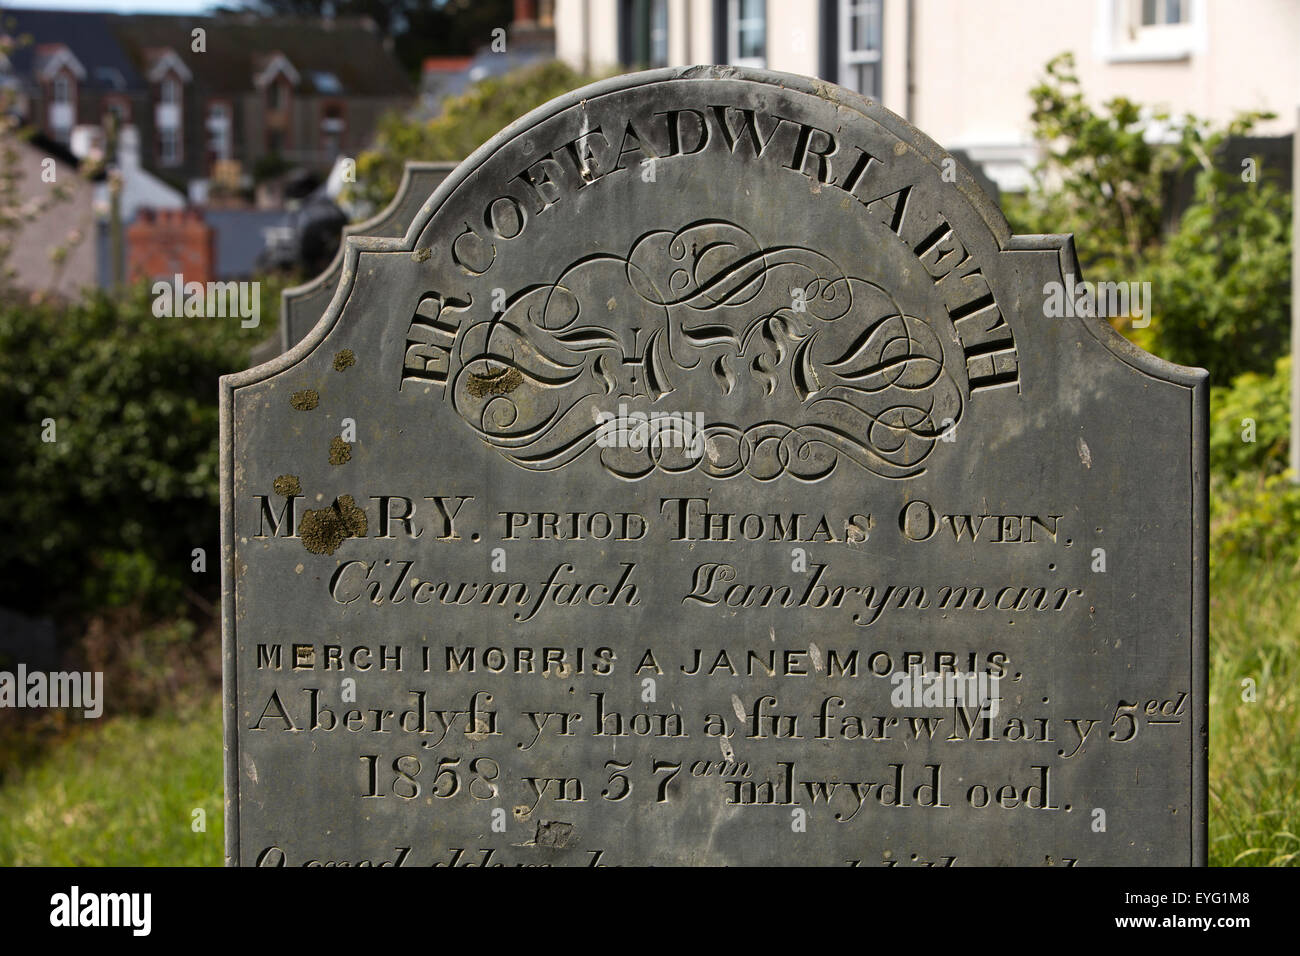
[246,67,1201,483]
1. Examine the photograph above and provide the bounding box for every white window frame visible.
[49,71,75,139]
[728,0,766,70]
[207,101,231,162]
[1095,0,1205,63]
[160,126,180,166]
[161,75,181,106]
[839,0,882,97]
[1141,0,1187,26]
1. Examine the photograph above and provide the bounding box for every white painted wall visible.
[767,0,821,76]
[555,0,622,72]
[553,0,1300,188]
[907,0,1299,188]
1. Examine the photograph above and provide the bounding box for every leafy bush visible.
[1144,177,1290,381]
[1210,356,1291,476]
[1006,53,1289,385]
[1010,53,1187,278]
[0,280,277,615]
[1208,357,1300,567]
[350,61,602,212]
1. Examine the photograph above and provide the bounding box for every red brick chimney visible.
[126,208,215,284]
[513,0,537,25]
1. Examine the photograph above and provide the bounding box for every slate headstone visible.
[221,67,1207,867]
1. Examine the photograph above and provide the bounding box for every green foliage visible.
[1006,52,1290,385]
[1011,53,1182,278]
[1144,176,1291,380]
[350,61,603,212]
[1210,356,1290,476]
[1210,555,1300,865]
[0,279,284,615]
[0,695,222,865]
[1209,357,1300,568]
[253,151,291,184]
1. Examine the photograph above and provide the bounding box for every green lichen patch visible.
[329,436,352,466]
[290,389,320,411]
[332,349,356,372]
[273,474,301,497]
[466,365,523,398]
[298,494,368,555]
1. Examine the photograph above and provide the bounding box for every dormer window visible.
[155,73,184,166]
[320,102,345,158]
[50,71,76,140]
[146,48,191,168]
[37,44,85,142]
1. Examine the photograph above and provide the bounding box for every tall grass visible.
[0,696,222,866]
[1209,554,1300,865]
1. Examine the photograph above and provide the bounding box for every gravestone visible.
[278,162,458,354]
[221,67,1207,867]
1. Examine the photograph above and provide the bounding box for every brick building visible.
[3,8,414,194]
[125,208,215,285]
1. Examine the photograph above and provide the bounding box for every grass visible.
[0,695,223,866]
[1209,552,1300,866]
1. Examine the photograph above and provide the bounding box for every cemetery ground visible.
[1,60,1297,866]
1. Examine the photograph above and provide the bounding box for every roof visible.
[1,9,412,98]
[200,208,292,280]
[3,8,144,92]
[112,14,412,97]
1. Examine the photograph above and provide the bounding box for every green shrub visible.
[349,61,603,213]
[1209,356,1290,476]
[1208,357,1300,567]
[0,280,278,615]
[1006,53,1289,385]
[1145,178,1290,381]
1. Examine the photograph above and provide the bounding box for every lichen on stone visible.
[273,474,301,497]
[332,349,356,372]
[298,494,368,555]
[290,389,319,411]
[329,436,352,465]
[466,365,523,398]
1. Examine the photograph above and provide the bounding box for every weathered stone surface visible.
[279,162,457,353]
[221,68,1207,867]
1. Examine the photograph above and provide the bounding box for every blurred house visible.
[5,135,98,299]
[417,0,556,118]
[3,7,413,197]
[3,7,411,294]
[553,0,1300,192]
